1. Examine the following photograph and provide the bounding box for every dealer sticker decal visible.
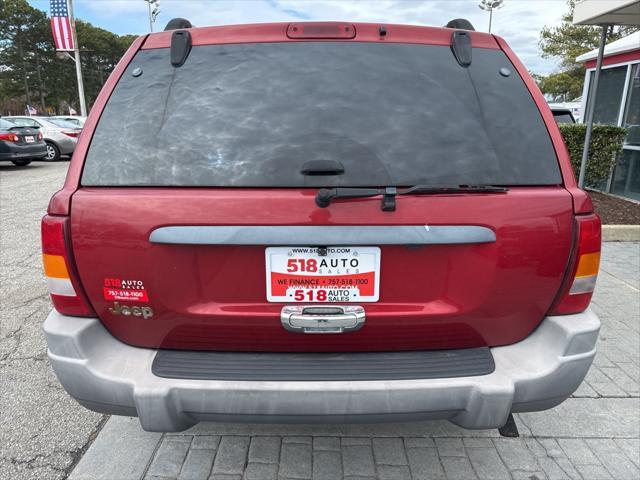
[103,278,149,302]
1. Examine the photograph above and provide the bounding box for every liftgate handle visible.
[280,306,365,334]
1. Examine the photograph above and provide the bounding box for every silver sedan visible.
[5,116,81,161]
[52,115,87,128]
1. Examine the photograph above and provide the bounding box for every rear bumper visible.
[44,310,600,432]
[0,142,47,159]
[48,135,77,155]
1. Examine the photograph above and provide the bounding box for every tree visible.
[0,0,137,115]
[536,67,585,101]
[536,0,638,99]
[0,0,50,108]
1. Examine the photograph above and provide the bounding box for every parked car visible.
[5,116,80,161]
[548,98,582,123]
[52,115,87,128]
[551,107,576,124]
[0,117,46,166]
[43,19,601,433]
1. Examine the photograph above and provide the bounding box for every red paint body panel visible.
[52,22,595,352]
[71,187,574,352]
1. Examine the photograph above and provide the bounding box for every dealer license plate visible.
[266,246,380,302]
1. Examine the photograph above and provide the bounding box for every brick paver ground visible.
[68,243,640,480]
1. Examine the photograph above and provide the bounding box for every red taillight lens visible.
[37,132,43,141]
[42,215,95,317]
[548,214,601,315]
[0,132,19,142]
[62,131,80,138]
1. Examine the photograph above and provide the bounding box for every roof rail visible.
[445,19,475,31]
[164,18,193,31]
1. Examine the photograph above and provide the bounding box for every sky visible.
[27,0,570,75]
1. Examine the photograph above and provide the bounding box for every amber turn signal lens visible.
[43,253,70,279]
[575,252,600,278]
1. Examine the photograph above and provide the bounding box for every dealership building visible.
[576,28,639,200]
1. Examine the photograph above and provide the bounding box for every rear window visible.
[82,42,561,187]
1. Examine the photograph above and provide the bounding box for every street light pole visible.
[144,0,161,33]
[479,0,505,34]
[148,1,153,32]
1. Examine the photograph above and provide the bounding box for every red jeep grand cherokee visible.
[42,20,601,432]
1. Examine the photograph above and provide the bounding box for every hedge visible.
[558,124,628,188]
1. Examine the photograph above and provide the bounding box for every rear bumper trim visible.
[44,310,599,432]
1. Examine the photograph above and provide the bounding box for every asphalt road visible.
[1,161,638,480]
[0,162,105,480]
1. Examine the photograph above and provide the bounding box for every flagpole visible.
[67,0,87,116]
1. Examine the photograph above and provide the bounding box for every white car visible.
[52,116,87,128]
[548,98,582,123]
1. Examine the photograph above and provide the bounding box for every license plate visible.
[266,246,380,302]
[24,136,34,143]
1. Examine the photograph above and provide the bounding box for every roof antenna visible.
[445,18,475,31]
[165,18,192,31]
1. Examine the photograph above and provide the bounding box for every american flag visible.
[50,0,75,51]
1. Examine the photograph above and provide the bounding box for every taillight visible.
[548,214,601,315]
[37,132,43,141]
[0,132,19,142]
[62,131,80,138]
[42,215,95,317]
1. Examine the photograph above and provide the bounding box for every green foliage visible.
[559,124,628,187]
[537,68,585,101]
[0,0,137,114]
[536,0,638,98]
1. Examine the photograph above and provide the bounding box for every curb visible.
[602,225,640,242]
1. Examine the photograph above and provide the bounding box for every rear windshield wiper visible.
[316,185,508,211]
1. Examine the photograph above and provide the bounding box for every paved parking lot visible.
[1,162,639,480]
[1,162,104,480]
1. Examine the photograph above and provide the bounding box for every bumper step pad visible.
[151,348,495,381]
